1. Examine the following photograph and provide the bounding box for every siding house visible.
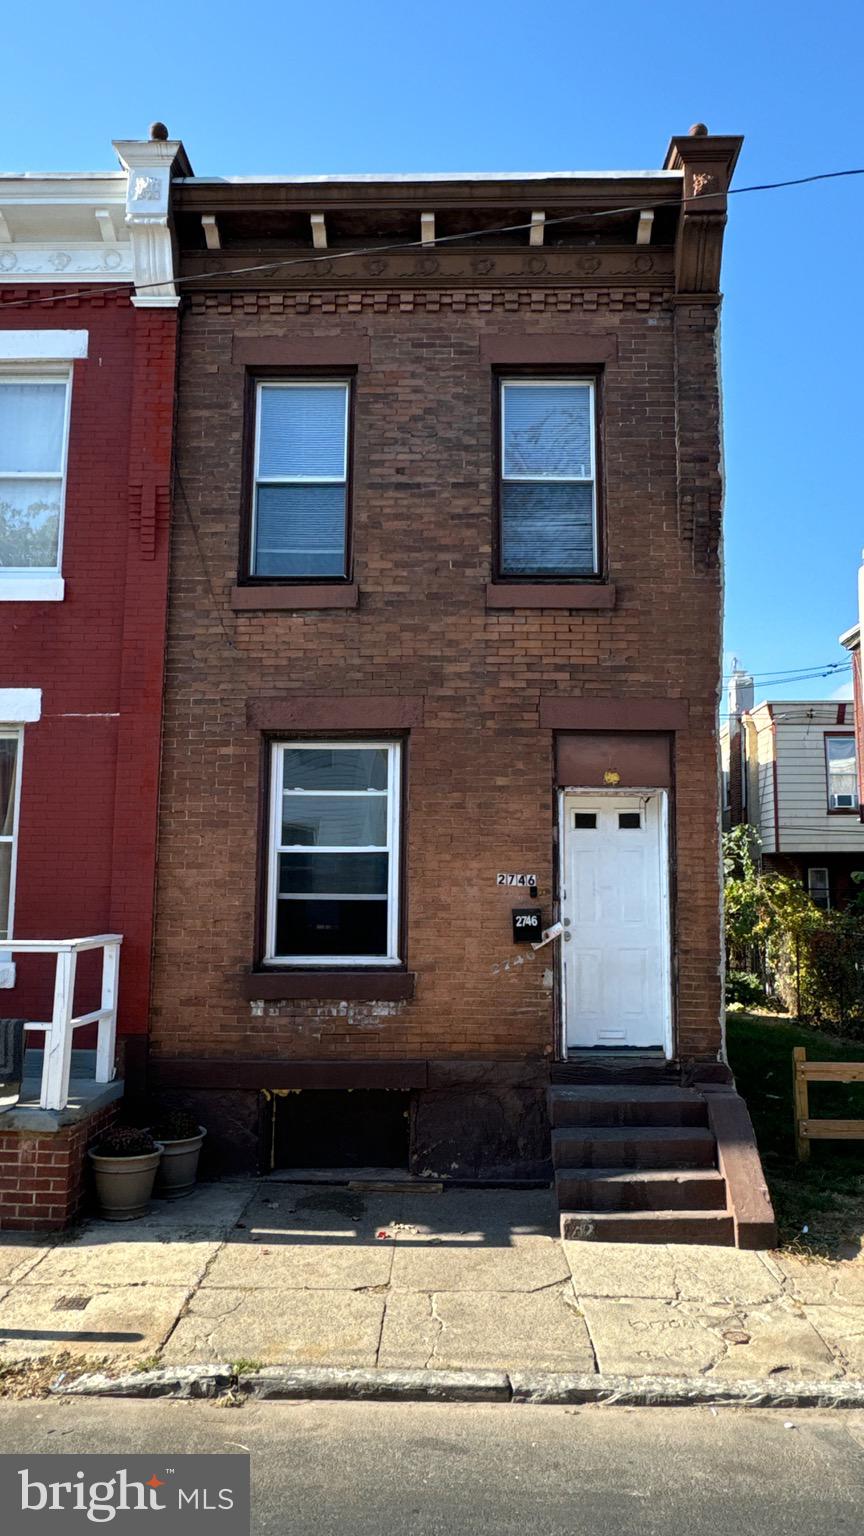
[722,672,864,909]
[147,125,774,1245]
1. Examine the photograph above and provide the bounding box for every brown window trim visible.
[491,365,605,585]
[239,969,416,1002]
[824,729,859,814]
[237,366,357,588]
[486,582,615,611]
[231,583,359,612]
[252,727,412,976]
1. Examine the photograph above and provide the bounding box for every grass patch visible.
[727,1011,864,1257]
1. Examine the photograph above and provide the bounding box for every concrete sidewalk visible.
[1,1182,863,1387]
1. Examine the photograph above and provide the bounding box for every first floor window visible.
[826,733,858,810]
[499,377,598,576]
[0,372,71,575]
[807,867,830,911]
[0,730,21,942]
[266,741,401,965]
[250,380,350,579]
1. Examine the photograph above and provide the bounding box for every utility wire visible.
[0,165,862,313]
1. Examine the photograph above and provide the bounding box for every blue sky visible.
[4,1,862,708]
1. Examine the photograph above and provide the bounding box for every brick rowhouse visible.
[0,129,188,1228]
[147,128,775,1243]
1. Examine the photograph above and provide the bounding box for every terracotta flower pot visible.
[153,1128,206,1200]
[88,1146,163,1222]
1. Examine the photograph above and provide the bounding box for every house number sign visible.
[496,873,537,888]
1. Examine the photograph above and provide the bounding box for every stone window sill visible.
[239,970,415,1002]
[485,583,615,611]
[231,583,359,612]
[0,575,64,603]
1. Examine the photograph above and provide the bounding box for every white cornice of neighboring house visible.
[0,134,191,307]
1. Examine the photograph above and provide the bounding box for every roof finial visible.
[688,123,709,137]
[149,122,169,142]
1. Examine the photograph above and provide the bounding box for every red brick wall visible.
[151,284,724,1067]
[0,290,177,1039]
[0,1100,118,1231]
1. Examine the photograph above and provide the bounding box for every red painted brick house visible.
[144,126,774,1244]
[0,129,188,1228]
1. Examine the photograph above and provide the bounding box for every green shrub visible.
[725,970,766,1008]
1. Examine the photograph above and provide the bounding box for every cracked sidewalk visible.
[2,1181,864,1387]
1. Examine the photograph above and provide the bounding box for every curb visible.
[50,1364,864,1410]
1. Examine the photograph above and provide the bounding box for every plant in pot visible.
[88,1126,163,1222]
[149,1110,207,1201]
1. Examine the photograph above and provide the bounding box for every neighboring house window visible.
[807,867,830,911]
[0,730,21,944]
[250,381,350,579]
[266,742,401,965]
[0,373,71,578]
[499,378,597,577]
[825,733,859,810]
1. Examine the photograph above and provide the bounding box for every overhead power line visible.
[0,164,862,312]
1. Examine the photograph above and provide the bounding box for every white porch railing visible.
[9,935,123,1111]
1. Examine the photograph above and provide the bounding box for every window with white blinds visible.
[266,742,402,966]
[0,731,21,943]
[251,381,350,578]
[825,734,859,810]
[499,379,597,576]
[0,374,71,574]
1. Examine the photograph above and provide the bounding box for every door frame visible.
[556,786,675,1061]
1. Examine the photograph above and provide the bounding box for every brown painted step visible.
[559,1209,736,1244]
[548,1086,708,1129]
[551,1125,717,1170]
[554,1167,727,1212]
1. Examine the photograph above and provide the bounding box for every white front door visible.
[561,791,672,1052]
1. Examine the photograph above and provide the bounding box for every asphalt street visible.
[1,1397,863,1534]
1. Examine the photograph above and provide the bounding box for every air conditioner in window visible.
[835,794,856,808]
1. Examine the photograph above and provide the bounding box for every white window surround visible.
[0,365,73,602]
[0,331,88,362]
[265,740,402,967]
[0,689,41,722]
[0,726,24,988]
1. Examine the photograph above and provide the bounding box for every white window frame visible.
[250,379,350,579]
[0,727,24,981]
[265,740,402,967]
[0,367,73,602]
[807,866,831,911]
[499,377,598,576]
[825,732,859,811]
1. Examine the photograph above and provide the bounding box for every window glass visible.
[252,383,349,579]
[807,867,830,911]
[0,734,20,943]
[0,377,69,573]
[500,380,597,577]
[269,742,400,964]
[826,735,858,809]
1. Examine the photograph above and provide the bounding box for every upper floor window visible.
[825,733,858,811]
[0,373,71,578]
[498,378,597,577]
[266,741,402,966]
[250,380,350,579]
[0,730,21,944]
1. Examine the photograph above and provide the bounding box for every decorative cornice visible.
[180,245,673,293]
[188,286,670,315]
[663,134,744,297]
[112,139,188,308]
[0,244,131,281]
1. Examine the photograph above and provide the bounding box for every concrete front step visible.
[554,1167,727,1212]
[559,1209,736,1244]
[552,1125,717,1170]
[548,1085,708,1129]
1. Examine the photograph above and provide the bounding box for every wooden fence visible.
[793,1046,864,1161]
